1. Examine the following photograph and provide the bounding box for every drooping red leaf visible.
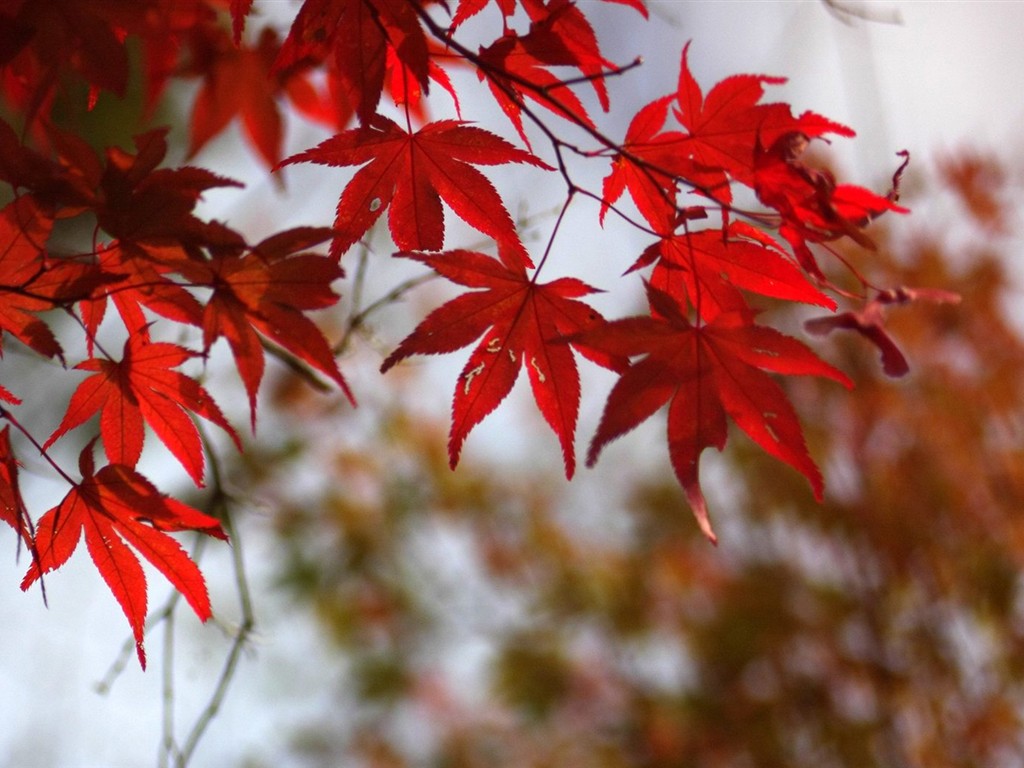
[805,286,961,378]
[577,284,851,542]
[381,250,627,477]
[21,446,226,668]
[45,334,240,486]
[753,133,910,281]
[279,116,551,265]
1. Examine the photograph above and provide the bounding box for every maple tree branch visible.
[174,500,253,768]
[413,9,751,260]
[541,56,644,92]
[174,432,255,768]
[335,270,439,355]
[0,407,76,487]
[260,336,334,393]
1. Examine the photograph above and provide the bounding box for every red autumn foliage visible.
[0,0,941,673]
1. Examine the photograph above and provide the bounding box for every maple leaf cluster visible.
[0,0,948,665]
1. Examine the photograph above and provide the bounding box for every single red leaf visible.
[174,228,352,425]
[274,0,430,124]
[602,95,691,231]
[45,335,240,486]
[280,117,551,264]
[578,285,851,541]
[674,42,854,191]
[21,451,225,668]
[381,250,627,477]
[477,22,599,148]
[632,223,836,321]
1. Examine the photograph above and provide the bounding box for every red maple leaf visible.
[381,250,627,477]
[45,334,240,486]
[601,95,690,231]
[279,116,551,264]
[273,0,430,124]
[629,221,836,321]
[577,284,851,542]
[78,241,205,353]
[476,17,600,147]
[21,444,227,668]
[174,226,354,425]
[0,196,100,360]
[183,25,291,169]
[674,42,854,192]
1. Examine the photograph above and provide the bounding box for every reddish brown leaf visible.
[805,286,961,378]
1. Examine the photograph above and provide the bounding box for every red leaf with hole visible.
[44,334,240,486]
[577,284,851,542]
[21,445,226,668]
[280,116,551,264]
[381,250,627,477]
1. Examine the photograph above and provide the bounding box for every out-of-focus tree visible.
[237,149,1024,767]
